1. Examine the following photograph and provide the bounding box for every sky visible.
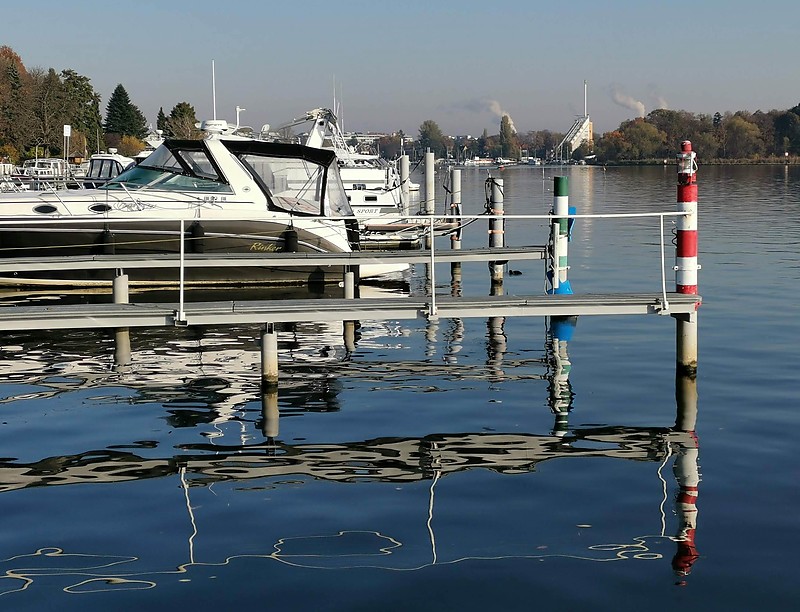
[3,0,798,138]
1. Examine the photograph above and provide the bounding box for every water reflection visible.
[0,315,700,594]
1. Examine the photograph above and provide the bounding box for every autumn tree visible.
[164,102,200,139]
[0,46,34,160]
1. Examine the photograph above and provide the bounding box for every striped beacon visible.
[675,141,698,294]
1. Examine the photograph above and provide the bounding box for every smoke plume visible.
[458,98,517,133]
[647,84,669,110]
[610,85,646,117]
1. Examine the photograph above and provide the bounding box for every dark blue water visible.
[0,164,797,610]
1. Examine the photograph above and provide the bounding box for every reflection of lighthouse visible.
[546,316,577,436]
[671,370,700,584]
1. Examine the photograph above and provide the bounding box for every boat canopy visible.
[102,138,354,218]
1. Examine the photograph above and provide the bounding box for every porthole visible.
[33,204,58,214]
[89,203,112,213]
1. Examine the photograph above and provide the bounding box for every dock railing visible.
[0,210,688,319]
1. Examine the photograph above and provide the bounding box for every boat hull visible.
[0,219,359,287]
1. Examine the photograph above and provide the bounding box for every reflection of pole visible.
[261,386,279,440]
[547,316,577,436]
[113,328,131,368]
[443,317,464,364]
[487,282,506,378]
[671,343,700,584]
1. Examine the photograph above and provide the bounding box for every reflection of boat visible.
[0,120,405,287]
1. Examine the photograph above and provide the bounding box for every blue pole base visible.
[546,280,573,295]
[549,315,578,341]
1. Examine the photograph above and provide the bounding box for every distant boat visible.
[78,148,136,188]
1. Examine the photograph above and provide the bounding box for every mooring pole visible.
[488,176,504,284]
[450,167,462,291]
[675,140,699,378]
[548,176,572,294]
[424,148,435,215]
[261,322,278,387]
[112,269,129,304]
[400,154,410,214]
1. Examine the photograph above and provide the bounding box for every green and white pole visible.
[548,176,573,294]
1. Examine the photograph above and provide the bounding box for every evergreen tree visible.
[104,84,148,139]
[156,107,167,133]
[61,69,103,156]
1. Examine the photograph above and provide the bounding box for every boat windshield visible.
[239,153,347,215]
[102,146,232,193]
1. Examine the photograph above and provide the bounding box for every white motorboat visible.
[79,148,136,188]
[279,108,407,219]
[0,120,404,287]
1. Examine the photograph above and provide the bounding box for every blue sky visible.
[3,0,798,137]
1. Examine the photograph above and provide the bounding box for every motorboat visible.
[277,108,407,219]
[78,148,136,188]
[273,109,461,248]
[0,120,405,287]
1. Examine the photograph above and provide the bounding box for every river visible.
[0,162,797,610]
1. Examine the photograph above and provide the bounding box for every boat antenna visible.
[212,60,217,120]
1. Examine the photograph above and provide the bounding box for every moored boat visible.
[0,120,404,287]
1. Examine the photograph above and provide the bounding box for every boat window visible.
[181,150,220,180]
[138,146,184,172]
[239,154,326,215]
[102,166,232,193]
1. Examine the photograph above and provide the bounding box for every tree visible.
[724,115,763,158]
[156,107,167,133]
[164,102,200,139]
[61,69,103,156]
[618,119,666,159]
[105,84,148,139]
[417,119,449,158]
[30,67,69,156]
[0,47,35,156]
[499,115,518,158]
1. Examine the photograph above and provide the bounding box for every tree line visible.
[0,46,201,163]
[391,107,800,164]
[3,45,799,165]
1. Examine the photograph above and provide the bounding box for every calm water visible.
[0,163,798,610]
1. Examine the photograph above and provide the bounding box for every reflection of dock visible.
[0,426,693,493]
